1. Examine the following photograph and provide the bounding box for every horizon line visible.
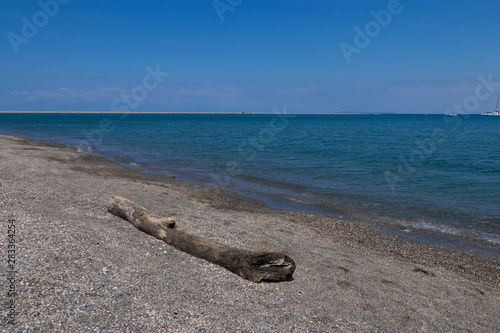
[0,111,483,115]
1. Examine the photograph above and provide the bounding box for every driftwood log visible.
[108,196,296,282]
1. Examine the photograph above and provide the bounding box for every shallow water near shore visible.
[1,112,499,254]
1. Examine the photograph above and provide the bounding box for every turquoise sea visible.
[1,113,499,255]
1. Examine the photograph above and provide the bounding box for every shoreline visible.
[5,125,500,256]
[1,133,499,331]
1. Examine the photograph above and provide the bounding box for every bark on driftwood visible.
[108,196,296,282]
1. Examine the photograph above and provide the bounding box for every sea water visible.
[1,113,499,254]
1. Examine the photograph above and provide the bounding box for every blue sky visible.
[1,0,500,113]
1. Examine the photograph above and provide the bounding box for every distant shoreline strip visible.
[0,111,371,115]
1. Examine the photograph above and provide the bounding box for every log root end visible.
[239,251,296,283]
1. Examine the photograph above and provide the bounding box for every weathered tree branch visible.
[108,196,296,282]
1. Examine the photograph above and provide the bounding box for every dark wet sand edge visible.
[4,133,499,289]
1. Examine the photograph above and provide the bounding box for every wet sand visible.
[0,133,499,332]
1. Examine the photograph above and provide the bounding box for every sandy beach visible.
[0,133,499,332]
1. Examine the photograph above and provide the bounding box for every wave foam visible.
[76,144,93,154]
[397,219,500,245]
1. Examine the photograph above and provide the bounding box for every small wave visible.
[397,219,500,245]
[129,162,141,167]
[76,144,93,154]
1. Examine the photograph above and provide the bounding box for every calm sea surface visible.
[1,113,499,254]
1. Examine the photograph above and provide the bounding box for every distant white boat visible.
[482,94,500,116]
[446,113,458,116]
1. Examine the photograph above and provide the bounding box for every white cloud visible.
[274,86,323,95]
[2,87,128,104]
